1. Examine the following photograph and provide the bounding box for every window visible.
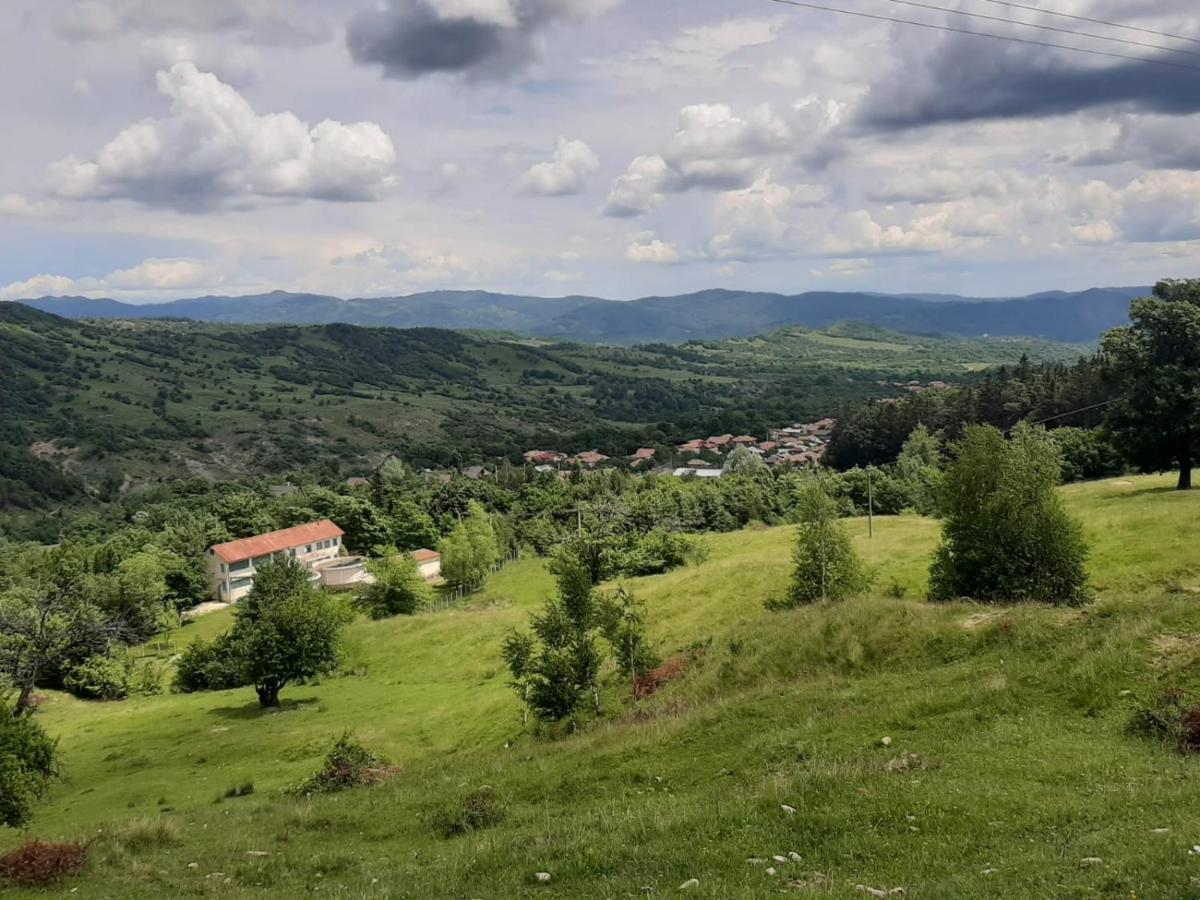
[231,577,253,591]
[306,545,313,554]
[230,559,251,573]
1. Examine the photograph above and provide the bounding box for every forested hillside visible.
[0,304,1082,517]
[24,284,1146,344]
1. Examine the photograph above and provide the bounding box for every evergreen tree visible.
[929,424,1089,604]
[895,424,944,515]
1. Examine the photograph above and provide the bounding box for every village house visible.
[707,434,735,449]
[206,520,346,604]
[629,448,657,468]
[732,435,757,446]
[411,548,442,580]
[524,450,567,465]
[672,467,723,478]
[569,450,610,467]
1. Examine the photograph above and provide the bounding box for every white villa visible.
[207,520,346,603]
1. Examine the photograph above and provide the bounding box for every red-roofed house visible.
[629,447,657,468]
[411,548,442,580]
[732,435,758,445]
[207,520,345,603]
[569,450,610,467]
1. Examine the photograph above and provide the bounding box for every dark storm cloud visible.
[856,33,1200,131]
[346,0,601,80]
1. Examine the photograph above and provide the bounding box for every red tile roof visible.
[412,549,441,562]
[211,520,344,564]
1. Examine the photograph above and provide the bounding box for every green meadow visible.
[5,474,1200,898]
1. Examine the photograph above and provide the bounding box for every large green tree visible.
[356,550,433,619]
[929,424,1089,605]
[1103,279,1200,490]
[230,559,350,707]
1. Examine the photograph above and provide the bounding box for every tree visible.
[770,480,866,608]
[723,445,768,476]
[502,558,606,725]
[597,587,658,697]
[440,502,501,589]
[1103,279,1200,490]
[0,698,57,827]
[895,424,944,515]
[0,576,112,715]
[229,559,350,707]
[355,551,433,619]
[929,424,1089,605]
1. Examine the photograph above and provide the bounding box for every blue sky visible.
[1,0,1198,302]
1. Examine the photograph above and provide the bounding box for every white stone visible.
[679,878,700,890]
[766,867,777,876]
[788,851,802,862]
[781,804,797,815]
[881,736,893,746]
[1080,857,1103,867]
[535,872,552,883]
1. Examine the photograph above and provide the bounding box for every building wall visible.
[207,536,343,603]
[417,558,442,580]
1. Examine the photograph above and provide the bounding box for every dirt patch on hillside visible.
[1151,634,1200,673]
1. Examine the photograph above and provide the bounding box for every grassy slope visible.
[6,475,1200,898]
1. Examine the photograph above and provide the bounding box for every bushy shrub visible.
[172,634,249,693]
[929,424,1089,605]
[0,841,88,886]
[63,653,130,701]
[355,551,432,619]
[294,734,389,795]
[429,785,506,838]
[0,706,57,828]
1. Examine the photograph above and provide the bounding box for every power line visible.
[981,0,1200,47]
[888,0,1200,60]
[765,0,1200,72]
[1026,398,1122,428]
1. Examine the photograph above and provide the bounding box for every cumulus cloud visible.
[0,275,78,302]
[347,0,620,81]
[625,235,681,264]
[867,166,1011,204]
[46,63,397,211]
[603,103,794,217]
[0,258,216,301]
[819,209,961,256]
[55,0,329,45]
[518,137,600,196]
[707,171,825,260]
[602,155,674,217]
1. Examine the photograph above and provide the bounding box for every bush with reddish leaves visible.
[0,841,88,887]
[1181,705,1200,753]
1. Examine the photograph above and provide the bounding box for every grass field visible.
[5,475,1200,898]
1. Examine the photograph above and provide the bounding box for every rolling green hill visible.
[6,474,1199,898]
[0,303,1084,514]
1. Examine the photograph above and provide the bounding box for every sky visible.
[1,0,1199,303]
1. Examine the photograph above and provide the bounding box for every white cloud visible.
[602,155,674,217]
[54,0,329,46]
[708,171,824,260]
[819,210,961,257]
[666,103,791,189]
[519,137,600,197]
[625,236,680,264]
[1069,220,1118,244]
[0,258,216,301]
[46,63,397,211]
[0,193,50,218]
[603,102,794,217]
[0,275,78,302]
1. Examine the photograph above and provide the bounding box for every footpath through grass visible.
[5,475,1200,898]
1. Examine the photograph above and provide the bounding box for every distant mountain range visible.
[18,286,1149,344]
